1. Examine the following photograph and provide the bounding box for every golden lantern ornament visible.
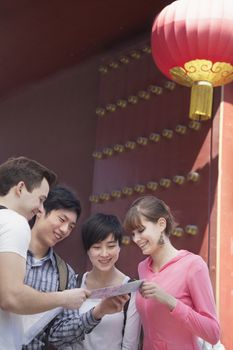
[151,0,233,120]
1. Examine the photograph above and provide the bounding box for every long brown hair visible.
[124,196,175,236]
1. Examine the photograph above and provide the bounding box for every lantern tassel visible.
[189,81,213,120]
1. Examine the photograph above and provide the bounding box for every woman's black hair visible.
[81,213,123,252]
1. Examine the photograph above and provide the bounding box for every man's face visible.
[34,209,77,248]
[19,178,49,220]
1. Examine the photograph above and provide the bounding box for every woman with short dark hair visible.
[71,213,141,350]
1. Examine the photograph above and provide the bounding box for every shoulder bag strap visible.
[76,272,84,288]
[54,252,69,291]
[43,253,68,349]
[122,278,134,339]
[122,278,144,350]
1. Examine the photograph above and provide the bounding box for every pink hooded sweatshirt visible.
[137,250,220,350]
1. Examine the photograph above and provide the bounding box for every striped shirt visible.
[23,249,100,350]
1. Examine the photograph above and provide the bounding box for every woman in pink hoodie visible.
[124,196,220,350]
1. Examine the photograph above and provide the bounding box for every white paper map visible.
[90,279,143,299]
[22,280,143,344]
[22,307,62,345]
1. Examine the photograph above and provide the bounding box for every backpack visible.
[42,252,69,350]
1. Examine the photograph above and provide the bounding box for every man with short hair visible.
[0,157,93,350]
[24,185,128,349]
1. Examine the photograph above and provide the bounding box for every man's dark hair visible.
[81,213,123,252]
[0,156,57,196]
[43,185,81,219]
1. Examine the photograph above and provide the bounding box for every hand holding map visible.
[89,279,143,299]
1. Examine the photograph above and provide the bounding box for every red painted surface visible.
[91,36,221,279]
[218,84,233,349]
[0,0,171,99]
[0,59,99,272]
[0,11,230,343]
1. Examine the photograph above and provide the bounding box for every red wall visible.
[0,30,231,347]
[217,84,233,349]
[90,37,221,279]
[0,57,99,271]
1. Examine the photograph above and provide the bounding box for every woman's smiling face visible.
[132,216,166,255]
[87,233,120,271]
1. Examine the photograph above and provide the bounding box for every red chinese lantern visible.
[151,0,233,120]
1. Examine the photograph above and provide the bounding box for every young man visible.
[0,157,97,350]
[23,185,129,349]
